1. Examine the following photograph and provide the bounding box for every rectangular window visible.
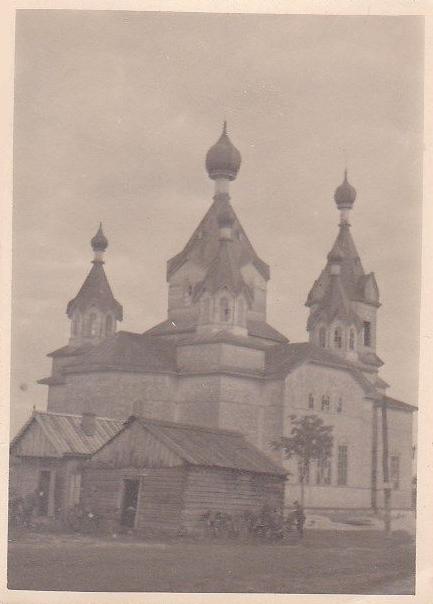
[390,456,400,490]
[337,446,348,485]
[336,398,343,413]
[69,472,82,507]
[308,394,314,409]
[363,321,371,347]
[298,460,310,485]
[316,458,332,485]
[321,395,330,412]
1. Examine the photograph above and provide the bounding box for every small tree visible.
[273,415,334,507]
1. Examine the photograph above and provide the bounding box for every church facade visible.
[14,124,416,516]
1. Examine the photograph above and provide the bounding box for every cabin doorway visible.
[37,470,51,516]
[121,479,139,528]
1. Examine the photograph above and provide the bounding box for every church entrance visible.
[121,479,139,528]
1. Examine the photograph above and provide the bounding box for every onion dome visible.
[334,169,357,210]
[205,122,241,181]
[91,223,108,252]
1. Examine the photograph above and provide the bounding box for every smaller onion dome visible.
[205,121,241,181]
[91,223,108,252]
[334,169,357,210]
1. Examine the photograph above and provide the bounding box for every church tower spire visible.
[306,171,381,368]
[154,124,287,347]
[66,224,123,345]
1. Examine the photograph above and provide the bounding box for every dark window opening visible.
[37,470,51,516]
[121,479,140,528]
[337,446,348,485]
[308,393,314,409]
[363,321,371,347]
[316,458,332,485]
[349,329,355,350]
[334,328,342,349]
[220,297,231,322]
[298,460,310,485]
[321,395,330,412]
[319,327,326,348]
[105,315,113,336]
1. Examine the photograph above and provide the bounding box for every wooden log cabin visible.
[9,411,123,520]
[80,416,287,534]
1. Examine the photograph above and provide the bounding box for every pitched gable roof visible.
[265,341,377,396]
[383,396,417,413]
[193,239,253,301]
[108,416,287,476]
[167,197,270,281]
[66,262,123,320]
[307,272,362,331]
[306,223,379,308]
[11,411,123,457]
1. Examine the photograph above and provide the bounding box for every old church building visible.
[10,124,416,527]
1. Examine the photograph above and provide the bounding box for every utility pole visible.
[381,398,391,534]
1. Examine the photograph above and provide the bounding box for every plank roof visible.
[11,411,124,457]
[105,416,287,476]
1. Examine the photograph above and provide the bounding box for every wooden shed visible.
[9,411,123,519]
[80,416,287,534]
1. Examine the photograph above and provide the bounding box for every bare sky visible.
[11,10,424,434]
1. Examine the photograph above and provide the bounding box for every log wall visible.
[182,466,285,532]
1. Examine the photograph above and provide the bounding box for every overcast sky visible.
[11,10,424,434]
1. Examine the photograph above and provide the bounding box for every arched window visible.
[71,313,80,336]
[319,327,327,348]
[237,298,245,324]
[363,321,371,347]
[334,327,342,349]
[219,297,231,322]
[105,315,113,336]
[349,329,355,351]
[201,298,210,323]
[308,393,314,410]
[88,313,98,337]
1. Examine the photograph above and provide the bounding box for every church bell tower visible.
[306,171,382,369]
[66,224,123,346]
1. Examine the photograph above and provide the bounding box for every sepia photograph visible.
[5,7,424,596]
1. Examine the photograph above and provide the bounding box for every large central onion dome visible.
[334,169,357,210]
[205,121,242,181]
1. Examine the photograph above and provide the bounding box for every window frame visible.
[334,326,343,349]
[363,321,371,347]
[337,445,348,486]
[321,395,330,412]
[390,455,400,490]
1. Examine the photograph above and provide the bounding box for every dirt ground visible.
[7,529,415,593]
